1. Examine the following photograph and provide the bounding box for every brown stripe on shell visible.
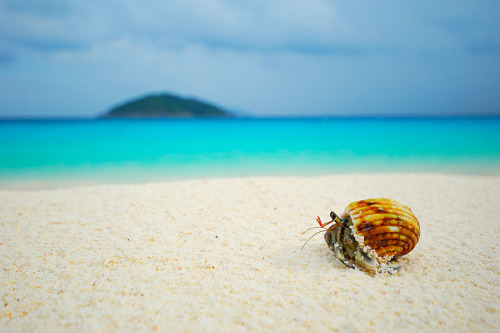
[350,209,418,230]
[349,205,415,219]
[370,239,408,251]
[359,223,419,246]
[355,218,419,247]
[345,198,413,214]
[364,233,414,255]
[369,239,408,258]
[348,201,415,214]
[376,246,404,257]
[345,199,414,217]
[356,215,419,235]
[351,208,418,227]
[359,227,418,258]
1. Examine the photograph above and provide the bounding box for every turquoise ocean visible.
[1,117,499,186]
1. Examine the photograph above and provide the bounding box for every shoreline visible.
[1,167,500,190]
[1,173,499,331]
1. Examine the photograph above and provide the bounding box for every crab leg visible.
[355,247,378,271]
[343,229,357,258]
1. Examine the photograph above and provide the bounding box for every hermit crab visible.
[303,198,420,274]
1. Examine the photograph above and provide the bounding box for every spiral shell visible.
[342,198,420,264]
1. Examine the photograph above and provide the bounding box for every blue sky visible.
[0,0,499,117]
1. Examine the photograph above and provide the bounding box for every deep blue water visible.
[1,117,499,184]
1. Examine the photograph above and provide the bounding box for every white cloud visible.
[2,0,499,58]
[85,0,352,53]
[0,1,435,55]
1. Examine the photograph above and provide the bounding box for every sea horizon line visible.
[1,114,499,121]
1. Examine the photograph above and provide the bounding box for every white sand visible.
[1,173,499,332]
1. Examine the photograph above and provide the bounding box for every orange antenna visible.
[316,216,323,228]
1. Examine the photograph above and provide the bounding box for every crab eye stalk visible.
[330,211,342,224]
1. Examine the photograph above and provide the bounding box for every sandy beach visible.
[1,173,499,332]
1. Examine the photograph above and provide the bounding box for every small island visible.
[101,93,231,119]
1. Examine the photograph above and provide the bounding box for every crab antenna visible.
[301,226,326,235]
[320,219,336,228]
[301,230,327,250]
